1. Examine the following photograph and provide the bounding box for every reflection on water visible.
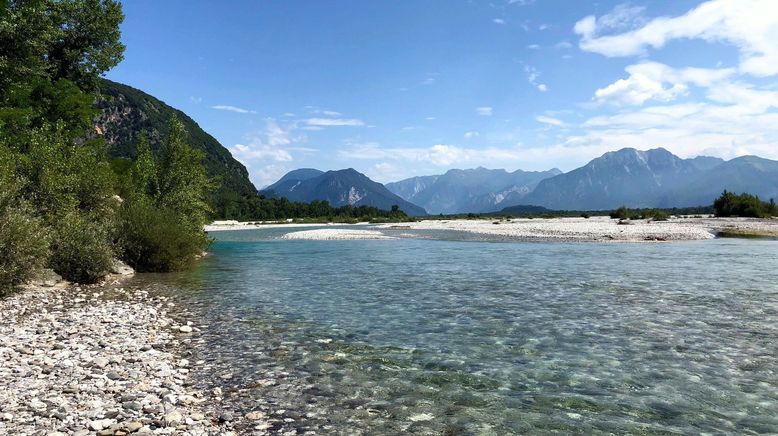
[131,227,778,434]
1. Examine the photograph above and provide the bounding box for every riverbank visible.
[281,229,394,240]
[217,216,778,242]
[204,221,370,232]
[0,281,270,435]
[376,216,778,242]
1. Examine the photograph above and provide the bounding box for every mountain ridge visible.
[386,148,778,212]
[94,79,257,199]
[387,167,561,214]
[261,168,427,216]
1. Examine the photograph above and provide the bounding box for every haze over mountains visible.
[386,168,562,214]
[264,147,778,215]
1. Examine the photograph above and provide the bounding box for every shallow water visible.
[134,227,778,434]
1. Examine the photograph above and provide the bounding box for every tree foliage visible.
[0,182,50,294]
[156,118,214,227]
[0,0,125,96]
[213,194,411,223]
[714,191,777,218]
[49,211,114,283]
[0,0,126,288]
[117,200,211,272]
[117,119,216,272]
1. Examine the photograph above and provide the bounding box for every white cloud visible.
[464,131,480,139]
[365,162,401,183]
[555,40,573,49]
[211,105,256,114]
[493,18,506,24]
[567,80,778,164]
[189,96,202,104]
[227,119,316,184]
[230,143,292,162]
[421,73,440,86]
[476,106,493,116]
[595,72,687,106]
[263,119,293,146]
[337,142,529,167]
[527,44,540,50]
[305,118,365,127]
[575,0,778,77]
[251,164,292,189]
[524,65,548,91]
[594,61,735,106]
[535,115,565,127]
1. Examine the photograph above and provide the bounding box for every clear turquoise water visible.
[136,227,778,434]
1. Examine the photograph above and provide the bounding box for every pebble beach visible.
[0,280,273,436]
[374,216,778,242]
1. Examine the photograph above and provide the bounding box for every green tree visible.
[714,190,776,218]
[156,118,214,228]
[117,121,216,272]
[0,0,125,98]
[126,132,158,200]
[0,0,126,287]
[13,123,115,222]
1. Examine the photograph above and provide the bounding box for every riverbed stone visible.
[0,284,243,436]
[110,259,135,276]
[164,409,183,426]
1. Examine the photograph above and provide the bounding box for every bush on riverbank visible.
[713,191,777,218]
[117,201,211,272]
[116,123,214,272]
[0,0,217,290]
[610,207,669,221]
[0,187,51,295]
[610,206,641,220]
[50,213,115,284]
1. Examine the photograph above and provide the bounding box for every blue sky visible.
[106,0,778,188]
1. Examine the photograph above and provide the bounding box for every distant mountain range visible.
[90,80,778,215]
[386,167,562,214]
[260,168,427,216]
[260,147,778,215]
[521,148,778,210]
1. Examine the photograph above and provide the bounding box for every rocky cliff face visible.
[94,79,257,197]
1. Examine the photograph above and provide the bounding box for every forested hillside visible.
[95,79,257,199]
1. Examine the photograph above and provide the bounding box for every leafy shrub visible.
[611,206,671,221]
[117,200,211,272]
[610,206,630,220]
[641,209,669,221]
[50,213,114,284]
[612,207,641,220]
[580,213,591,219]
[714,191,777,218]
[0,191,51,293]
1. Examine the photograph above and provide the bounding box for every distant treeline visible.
[214,194,411,222]
[417,204,715,220]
